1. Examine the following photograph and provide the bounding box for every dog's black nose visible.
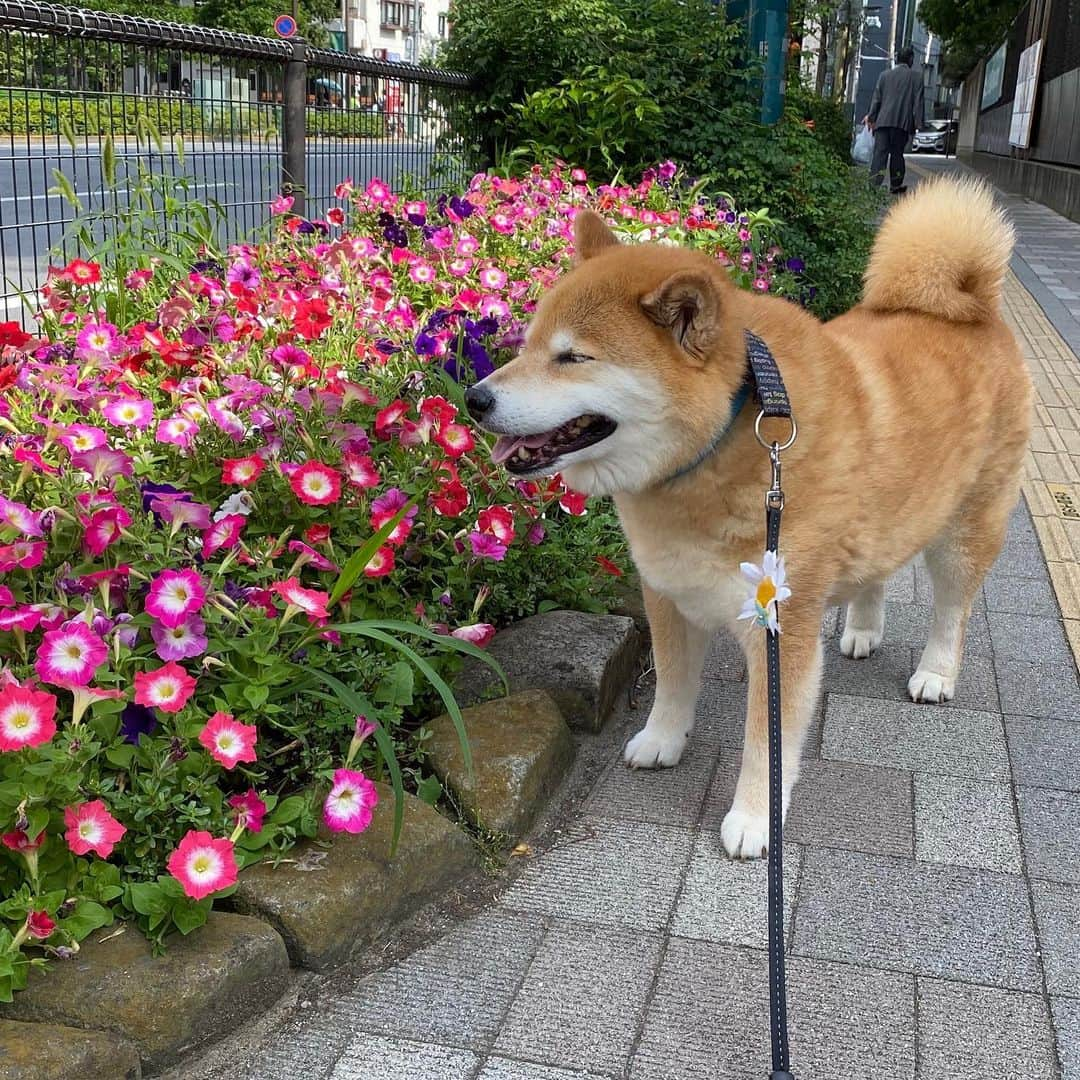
[465,384,494,420]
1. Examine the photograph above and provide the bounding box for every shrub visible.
[0,161,796,994]
[445,0,883,317]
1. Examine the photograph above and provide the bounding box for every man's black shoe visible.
[890,185,908,195]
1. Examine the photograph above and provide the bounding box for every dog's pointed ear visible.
[641,270,721,363]
[573,210,619,262]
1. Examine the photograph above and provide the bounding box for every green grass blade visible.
[329,500,415,606]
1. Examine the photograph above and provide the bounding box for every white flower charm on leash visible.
[738,550,791,634]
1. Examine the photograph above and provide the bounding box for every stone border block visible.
[0,1018,141,1079]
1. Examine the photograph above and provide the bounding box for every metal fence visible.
[0,1,482,320]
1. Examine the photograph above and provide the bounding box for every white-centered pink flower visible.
[198,711,258,769]
[0,684,58,751]
[64,799,127,857]
[145,569,206,629]
[133,661,197,713]
[323,768,378,834]
[167,830,238,900]
[34,621,108,688]
[102,397,153,428]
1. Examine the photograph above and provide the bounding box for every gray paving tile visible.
[629,939,915,1080]
[702,630,747,682]
[914,775,1022,874]
[693,679,748,746]
[988,611,1073,664]
[986,539,1052,581]
[822,642,912,702]
[330,912,546,1049]
[493,925,661,1074]
[670,836,799,948]
[1008,715,1080,791]
[794,848,1040,989]
[945,652,1001,712]
[995,659,1080,721]
[479,1060,617,1080]
[822,695,1010,781]
[1033,880,1080,996]
[916,979,1057,1080]
[498,819,693,931]
[783,758,914,857]
[880,603,993,655]
[1053,996,1080,1080]
[984,574,1062,617]
[330,1035,478,1080]
[886,563,916,602]
[1018,787,1080,884]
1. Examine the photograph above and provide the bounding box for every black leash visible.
[746,330,797,1080]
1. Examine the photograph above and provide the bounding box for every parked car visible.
[912,119,958,154]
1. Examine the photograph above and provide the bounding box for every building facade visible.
[338,0,451,62]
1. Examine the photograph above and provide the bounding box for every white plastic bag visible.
[852,122,873,165]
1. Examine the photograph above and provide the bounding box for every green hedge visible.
[0,93,387,140]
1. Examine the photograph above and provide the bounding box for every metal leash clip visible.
[754,412,797,512]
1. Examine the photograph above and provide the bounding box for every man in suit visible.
[865,46,925,194]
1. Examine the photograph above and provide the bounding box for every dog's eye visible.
[554,350,590,364]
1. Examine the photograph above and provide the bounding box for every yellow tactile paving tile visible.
[1004,272,1080,668]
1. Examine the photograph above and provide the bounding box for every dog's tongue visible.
[491,431,552,464]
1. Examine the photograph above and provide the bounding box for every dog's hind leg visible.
[624,586,709,769]
[721,602,824,859]
[840,581,886,659]
[909,492,1012,703]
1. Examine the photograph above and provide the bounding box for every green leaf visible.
[106,744,136,769]
[374,661,414,708]
[416,774,443,806]
[171,897,209,936]
[58,900,113,940]
[329,500,415,606]
[128,882,167,918]
[243,683,269,710]
[24,806,49,843]
[269,795,306,825]
[101,135,116,188]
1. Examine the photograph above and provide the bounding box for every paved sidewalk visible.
[185,166,1080,1080]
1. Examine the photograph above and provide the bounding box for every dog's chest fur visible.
[618,508,749,631]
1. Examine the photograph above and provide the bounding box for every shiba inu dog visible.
[466,177,1032,858]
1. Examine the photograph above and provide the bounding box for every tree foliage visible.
[918,0,1026,80]
[195,0,339,44]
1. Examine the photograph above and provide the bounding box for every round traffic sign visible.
[274,13,297,37]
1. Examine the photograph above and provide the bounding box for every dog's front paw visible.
[908,668,955,704]
[720,806,770,859]
[840,627,882,659]
[624,727,688,769]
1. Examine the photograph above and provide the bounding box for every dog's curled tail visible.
[861,175,1014,322]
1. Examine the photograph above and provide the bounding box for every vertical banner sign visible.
[1010,40,1044,148]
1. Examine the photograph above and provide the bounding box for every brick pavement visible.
[185,164,1080,1080]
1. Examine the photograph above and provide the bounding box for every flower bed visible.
[0,161,806,998]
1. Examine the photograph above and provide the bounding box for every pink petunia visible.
[156,414,199,448]
[150,495,212,531]
[25,910,56,940]
[0,586,12,607]
[286,540,338,572]
[342,452,380,489]
[364,545,395,578]
[477,505,515,544]
[55,424,107,454]
[271,577,331,621]
[469,531,507,561]
[201,514,246,559]
[145,569,206,629]
[451,623,497,648]
[370,488,417,546]
[559,490,588,516]
[102,397,154,428]
[167,830,238,900]
[221,455,265,487]
[323,768,378,834]
[150,615,207,661]
[70,446,133,483]
[0,496,44,538]
[228,789,267,833]
[63,799,127,858]
[0,541,47,571]
[133,661,197,713]
[434,423,475,458]
[289,461,341,506]
[270,193,294,215]
[35,622,108,688]
[81,506,132,557]
[198,711,258,769]
[0,683,58,751]
[75,320,122,361]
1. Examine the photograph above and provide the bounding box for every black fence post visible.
[282,38,307,217]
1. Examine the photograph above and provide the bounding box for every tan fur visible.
[473,177,1033,857]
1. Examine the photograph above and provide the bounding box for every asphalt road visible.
[0,137,454,312]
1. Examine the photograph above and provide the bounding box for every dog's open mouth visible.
[490,414,617,474]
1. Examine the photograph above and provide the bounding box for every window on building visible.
[438,13,447,37]
[381,1,403,28]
